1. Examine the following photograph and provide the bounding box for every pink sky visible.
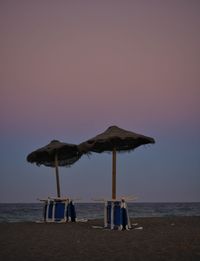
[0,0,200,202]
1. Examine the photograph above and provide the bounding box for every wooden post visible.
[112,147,116,200]
[55,153,61,198]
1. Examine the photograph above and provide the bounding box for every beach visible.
[0,217,200,261]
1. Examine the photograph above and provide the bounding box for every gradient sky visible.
[0,0,200,203]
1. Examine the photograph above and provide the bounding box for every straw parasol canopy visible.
[79,125,155,200]
[27,140,82,198]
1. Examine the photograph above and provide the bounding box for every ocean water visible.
[0,202,200,223]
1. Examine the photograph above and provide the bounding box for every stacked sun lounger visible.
[40,197,76,223]
[104,199,131,230]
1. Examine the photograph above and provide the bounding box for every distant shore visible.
[1,217,200,261]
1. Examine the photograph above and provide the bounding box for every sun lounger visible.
[67,201,76,222]
[40,198,74,223]
[104,199,131,230]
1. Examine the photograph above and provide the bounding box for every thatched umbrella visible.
[27,140,82,198]
[79,126,155,200]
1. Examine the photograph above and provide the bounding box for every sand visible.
[0,217,200,261]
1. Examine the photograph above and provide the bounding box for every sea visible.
[0,202,200,223]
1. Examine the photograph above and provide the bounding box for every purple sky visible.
[0,0,200,202]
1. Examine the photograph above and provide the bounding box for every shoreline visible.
[1,217,200,260]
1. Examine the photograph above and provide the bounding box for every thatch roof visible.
[27,140,82,167]
[79,125,155,153]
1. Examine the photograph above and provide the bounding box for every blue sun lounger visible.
[40,198,76,223]
[104,199,131,230]
[67,201,76,222]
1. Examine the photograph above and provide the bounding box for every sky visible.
[0,0,200,203]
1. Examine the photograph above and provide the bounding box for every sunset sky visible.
[1,0,199,203]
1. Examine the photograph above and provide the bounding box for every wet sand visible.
[0,217,200,261]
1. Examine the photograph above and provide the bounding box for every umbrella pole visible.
[55,154,61,198]
[112,147,116,200]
